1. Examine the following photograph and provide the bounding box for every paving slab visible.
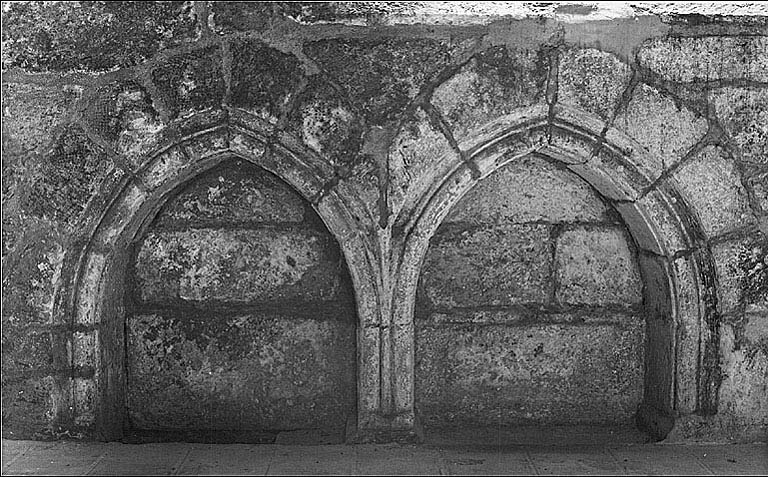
[176,443,274,475]
[2,439,766,476]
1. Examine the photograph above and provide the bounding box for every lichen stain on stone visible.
[738,240,768,309]
[229,39,303,124]
[154,160,307,227]
[151,47,225,120]
[432,45,546,137]
[134,229,343,304]
[718,324,768,427]
[26,125,115,228]
[304,38,455,124]
[126,313,356,430]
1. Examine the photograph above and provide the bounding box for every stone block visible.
[638,36,768,83]
[0,375,55,439]
[154,159,306,228]
[558,48,632,122]
[182,128,229,161]
[138,147,188,190]
[84,80,164,168]
[712,237,768,315]
[2,1,196,72]
[229,39,303,124]
[304,38,456,124]
[444,155,613,225]
[643,318,674,413]
[717,323,768,428]
[414,321,644,427]
[73,378,97,426]
[420,224,553,308]
[1,229,64,325]
[76,252,106,325]
[546,124,601,164]
[671,255,701,413]
[151,46,226,120]
[134,228,347,304]
[613,83,708,175]
[93,183,147,248]
[1,82,81,157]
[555,226,642,305]
[210,2,301,33]
[746,168,768,214]
[126,311,356,430]
[389,108,458,216]
[286,77,363,168]
[26,125,117,228]
[711,87,768,165]
[330,155,381,228]
[670,146,755,238]
[432,45,547,139]
[629,187,688,256]
[229,131,268,160]
[71,331,97,370]
[0,325,53,376]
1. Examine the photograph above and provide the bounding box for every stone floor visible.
[2,437,767,475]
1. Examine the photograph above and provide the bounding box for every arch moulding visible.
[50,113,388,440]
[388,104,720,440]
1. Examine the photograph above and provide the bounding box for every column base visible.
[345,412,424,444]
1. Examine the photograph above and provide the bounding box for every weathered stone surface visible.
[432,45,547,139]
[229,39,303,124]
[420,224,553,308]
[389,108,458,211]
[613,83,708,174]
[712,236,768,315]
[746,168,768,214]
[444,155,614,225]
[414,321,644,427]
[1,227,64,326]
[419,309,636,326]
[555,226,642,305]
[126,311,356,431]
[134,228,347,304]
[304,38,455,124]
[712,238,750,315]
[26,125,119,228]
[151,47,225,120]
[155,159,307,228]
[2,1,196,72]
[209,2,305,33]
[638,36,768,83]
[1,82,80,156]
[558,48,632,122]
[717,324,768,430]
[1,326,53,377]
[84,80,165,168]
[286,77,363,167]
[575,143,652,202]
[671,146,755,238]
[0,376,54,439]
[628,187,688,255]
[711,87,768,165]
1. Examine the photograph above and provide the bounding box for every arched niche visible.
[390,105,718,440]
[50,121,382,440]
[123,157,357,436]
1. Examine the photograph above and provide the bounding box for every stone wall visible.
[415,156,644,427]
[125,159,357,432]
[1,2,766,443]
